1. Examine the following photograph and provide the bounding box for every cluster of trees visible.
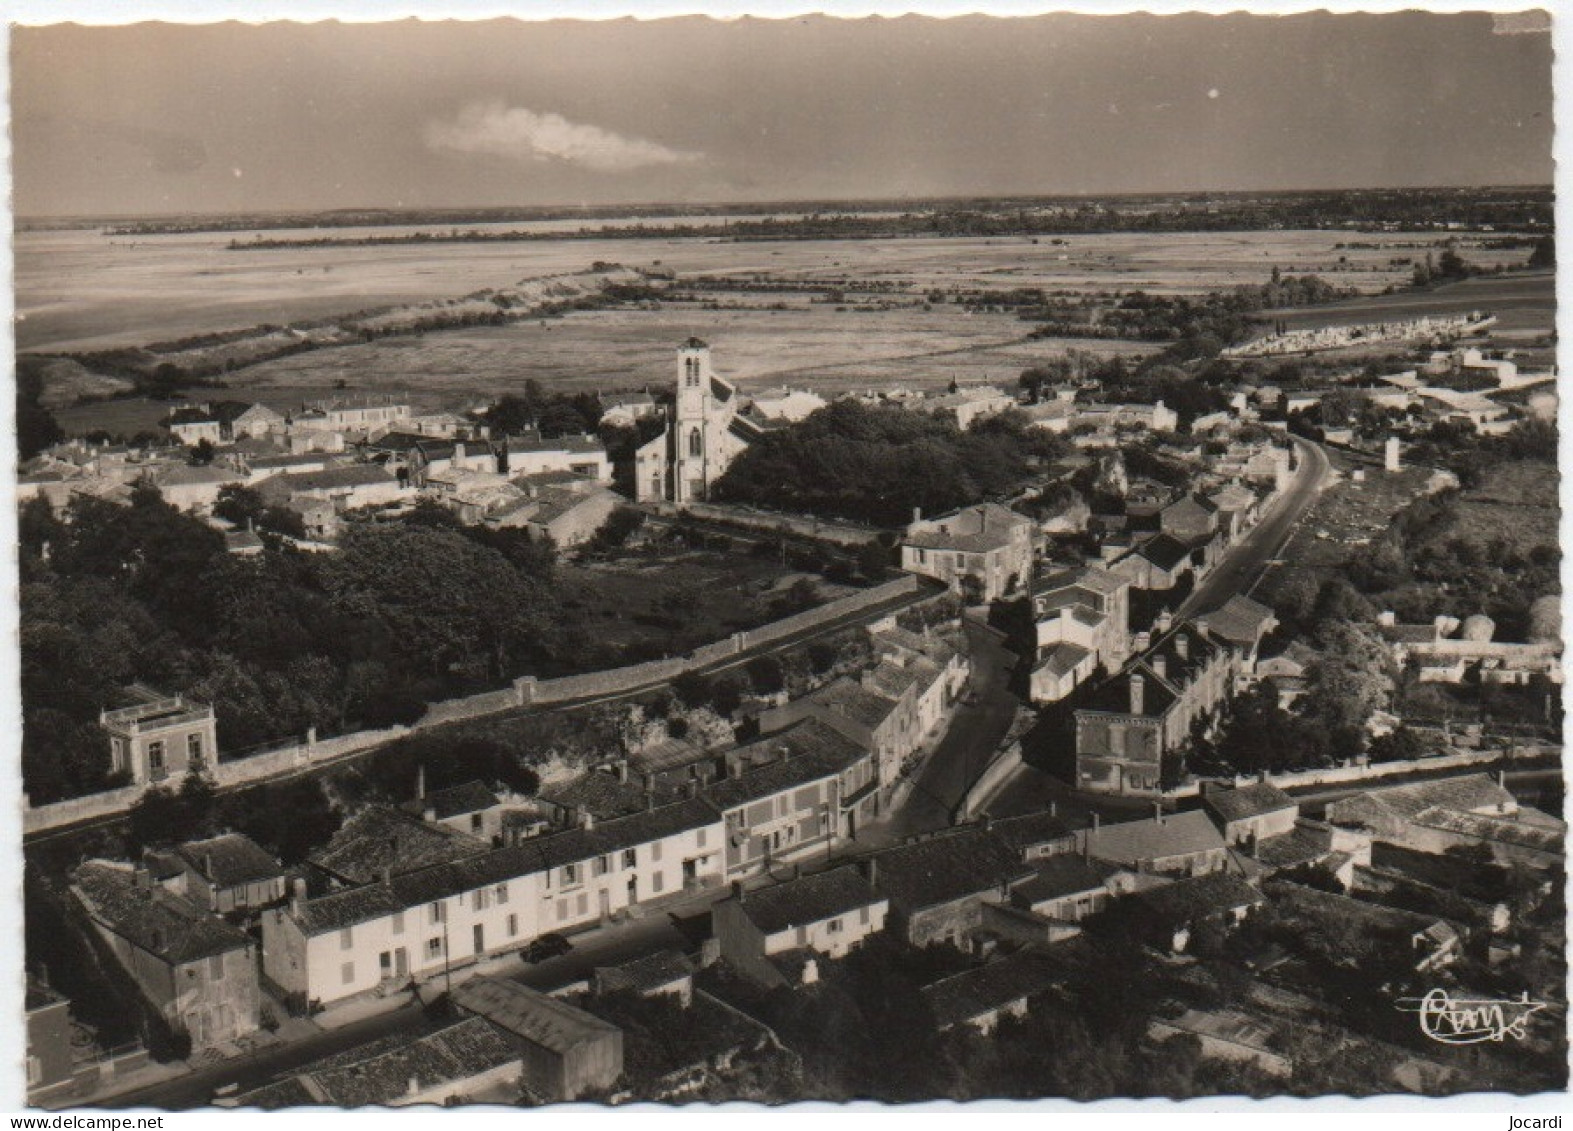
[1343,422,1559,641]
[1024,274,1356,346]
[16,357,64,460]
[712,400,1065,526]
[19,487,568,803]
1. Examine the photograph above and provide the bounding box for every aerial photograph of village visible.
[9,9,1564,1111]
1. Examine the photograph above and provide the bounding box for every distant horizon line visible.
[17,182,1555,225]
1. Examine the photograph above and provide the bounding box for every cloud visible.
[424,102,700,172]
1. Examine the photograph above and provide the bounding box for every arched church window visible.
[688,427,703,457]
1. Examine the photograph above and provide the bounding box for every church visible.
[635,338,767,504]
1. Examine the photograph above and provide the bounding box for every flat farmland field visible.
[1267,270,1555,341]
[215,302,1048,400]
[18,226,1529,356]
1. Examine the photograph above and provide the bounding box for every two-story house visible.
[901,503,1038,602]
[1074,629,1240,796]
[1028,564,1133,703]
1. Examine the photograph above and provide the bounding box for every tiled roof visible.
[538,770,680,820]
[1133,872,1264,926]
[706,721,866,811]
[529,797,720,873]
[409,781,499,821]
[1343,774,1516,822]
[734,866,885,935]
[1250,822,1336,869]
[505,435,606,456]
[805,678,900,731]
[988,810,1077,857]
[268,465,398,493]
[1195,595,1277,647]
[1204,783,1297,825]
[1033,642,1091,679]
[1078,810,1226,868]
[920,948,1059,1030]
[1410,806,1564,854]
[309,806,488,886]
[174,833,283,888]
[871,827,1033,914]
[904,503,1032,554]
[238,1018,520,1109]
[1136,533,1194,571]
[1012,856,1114,905]
[453,976,621,1055]
[594,949,694,995]
[72,861,252,965]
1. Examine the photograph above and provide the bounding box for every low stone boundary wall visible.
[25,576,928,838]
[1163,746,1508,801]
[955,742,1024,822]
[664,501,884,549]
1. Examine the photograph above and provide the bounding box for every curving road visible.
[1177,434,1330,620]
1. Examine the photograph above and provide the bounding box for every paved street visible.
[989,437,1332,817]
[1176,435,1331,619]
[875,615,1022,843]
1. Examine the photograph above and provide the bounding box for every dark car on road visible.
[521,932,573,964]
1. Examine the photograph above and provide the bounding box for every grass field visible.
[206,301,1057,401]
[559,548,847,664]
[1448,461,1561,555]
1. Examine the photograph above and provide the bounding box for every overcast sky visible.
[10,12,1554,217]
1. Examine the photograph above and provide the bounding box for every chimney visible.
[1129,673,1145,716]
[204,852,214,880]
[912,507,922,525]
[423,806,437,824]
[1175,635,1190,661]
[1152,655,1167,681]
[291,876,308,914]
[1153,802,1165,825]
[416,764,426,801]
[582,811,596,831]
[860,858,879,886]
[1048,801,1057,818]
[407,1076,421,1099]
[616,760,629,784]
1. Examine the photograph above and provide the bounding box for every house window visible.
[341,962,355,985]
[470,814,483,833]
[827,919,843,934]
[652,872,664,894]
[429,901,445,925]
[507,914,518,937]
[426,937,444,959]
[472,889,489,912]
[651,841,663,862]
[209,954,225,981]
[557,899,568,921]
[563,863,580,886]
[339,928,353,951]
[623,848,638,869]
[859,906,870,926]
[696,828,707,849]
[391,911,404,935]
[147,741,165,775]
[494,884,509,904]
[187,733,203,764]
[110,738,126,772]
[594,855,610,878]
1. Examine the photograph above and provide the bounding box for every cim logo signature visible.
[1396,989,1547,1045]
